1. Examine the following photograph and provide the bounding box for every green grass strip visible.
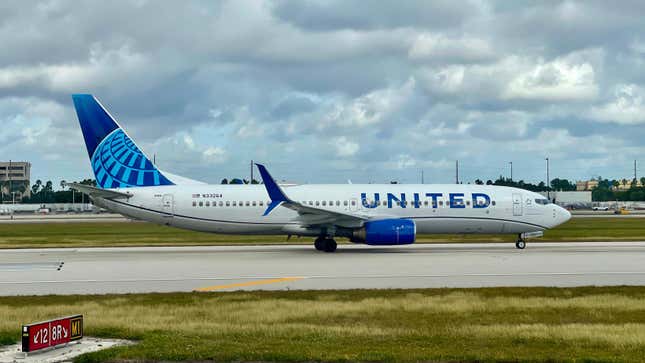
[2,287,645,362]
[0,218,644,249]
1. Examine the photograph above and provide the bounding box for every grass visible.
[0,218,644,249]
[2,287,645,362]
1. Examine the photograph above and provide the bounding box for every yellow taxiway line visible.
[194,277,304,292]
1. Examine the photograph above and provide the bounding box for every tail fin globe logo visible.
[72,94,174,189]
[92,129,173,188]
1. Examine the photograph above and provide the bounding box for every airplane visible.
[69,94,572,253]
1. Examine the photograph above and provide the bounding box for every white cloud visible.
[183,135,196,149]
[419,65,465,94]
[589,84,645,124]
[0,44,147,92]
[332,136,359,157]
[503,53,598,101]
[320,78,416,128]
[408,34,495,63]
[202,146,228,164]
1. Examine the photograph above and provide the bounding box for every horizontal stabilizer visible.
[67,183,132,199]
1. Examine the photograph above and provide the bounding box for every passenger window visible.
[439,201,443,206]
[316,201,320,206]
[344,201,348,206]
[260,201,264,206]
[232,201,237,206]
[336,201,340,206]
[219,201,223,207]
[423,200,428,206]
[199,201,203,207]
[492,201,496,206]
[329,201,333,206]
[192,201,197,207]
[383,201,387,206]
[245,201,250,206]
[239,201,243,207]
[322,201,326,206]
[205,201,210,207]
[226,201,230,206]
[351,200,356,206]
[466,201,470,206]
[252,201,257,206]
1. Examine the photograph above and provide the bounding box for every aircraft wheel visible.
[323,239,337,253]
[314,238,324,251]
[515,240,526,249]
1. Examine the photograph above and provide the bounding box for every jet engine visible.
[349,219,416,245]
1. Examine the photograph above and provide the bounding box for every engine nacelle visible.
[350,219,416,245]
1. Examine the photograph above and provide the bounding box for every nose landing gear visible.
[515,235,526,249]
[314,237,337,253]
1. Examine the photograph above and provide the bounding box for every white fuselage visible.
[93,184,571,236]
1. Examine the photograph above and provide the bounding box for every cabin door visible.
[512,193,523,216]
[162,194,174,218]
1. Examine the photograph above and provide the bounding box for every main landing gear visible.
[314,236,337,253]
[515,234,526,250]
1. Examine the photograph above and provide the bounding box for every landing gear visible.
[515,235,526,250]
[314,237,337,253]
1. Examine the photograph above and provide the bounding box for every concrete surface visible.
[0,338,132,363]
[1,242,645,295]
[0,214,131,224]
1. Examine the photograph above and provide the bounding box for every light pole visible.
[455,160,459,184]
[8,160,12,205]
[546,157,550,201]
[509,161,513,181]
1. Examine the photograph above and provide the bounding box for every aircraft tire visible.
[515,240,526,249]
[314,238,324,251]
[323,239,337,253]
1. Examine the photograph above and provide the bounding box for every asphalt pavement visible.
[2,242,645,295]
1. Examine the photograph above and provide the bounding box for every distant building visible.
[540,191,592,206]
[0,161,31,200]
[614,179,643,191]
[576,180,599,191]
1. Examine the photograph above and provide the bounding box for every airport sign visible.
[22,315,83,353]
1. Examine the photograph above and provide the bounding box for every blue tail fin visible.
[72,94,174,189]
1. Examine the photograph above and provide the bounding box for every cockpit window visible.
[535,198,550,205]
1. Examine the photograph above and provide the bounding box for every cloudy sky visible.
[1,0,644,186]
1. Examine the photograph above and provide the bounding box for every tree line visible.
[1,179,96,204]
[591,177,645,202]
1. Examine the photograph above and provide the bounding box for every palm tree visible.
[612,180,620,190]
[31,180,42,200]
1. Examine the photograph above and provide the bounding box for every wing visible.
[255,163,367,228]
[66,182,132,200]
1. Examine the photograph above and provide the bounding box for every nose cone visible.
[556,205,572,226]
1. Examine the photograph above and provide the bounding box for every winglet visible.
[256,163,291,215]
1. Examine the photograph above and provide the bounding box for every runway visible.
[2,242,645,296]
